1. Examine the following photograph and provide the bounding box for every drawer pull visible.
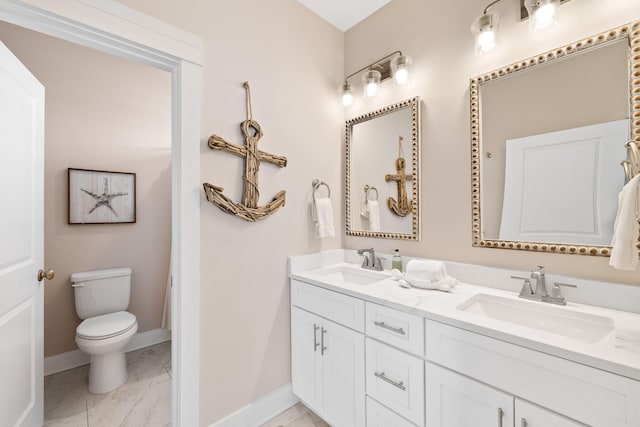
[313,324,320,352]
[521,418,527,427]
[498,407,504,427]
[373,321,406,335]
[374,371,406,391]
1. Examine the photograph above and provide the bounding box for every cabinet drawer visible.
[366,302,424,356]
[516,399,587,427]
[366,397,417,427]
[291,280,364,332]
[366,338,424,426]
[426,320,640,427]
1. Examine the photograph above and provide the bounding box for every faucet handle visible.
[511,275,533,296]
[551,282,576,299]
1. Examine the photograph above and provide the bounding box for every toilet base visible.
[88,350,128,394]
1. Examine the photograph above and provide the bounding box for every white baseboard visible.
[44,327,171,376]
[210,383,300,427]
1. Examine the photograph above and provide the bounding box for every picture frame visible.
[68,168,136,224]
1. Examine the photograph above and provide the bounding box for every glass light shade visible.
[391,55,412,86]
[362,70,381,98]
[471,13,500,55]
[341,82,353,107]
[525,0,559,32]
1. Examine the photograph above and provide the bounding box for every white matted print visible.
[68,168,136,224]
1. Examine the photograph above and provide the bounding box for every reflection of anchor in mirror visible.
[203,82,287,222]
[385,135,413,217]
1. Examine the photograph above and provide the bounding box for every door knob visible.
[37,269,55,282]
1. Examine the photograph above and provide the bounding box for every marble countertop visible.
[290,261,640,382]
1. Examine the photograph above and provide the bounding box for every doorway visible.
[0,2,201,425]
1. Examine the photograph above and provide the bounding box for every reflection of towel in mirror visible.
[610,174,640,270]
[368,200,381,232]
[360,196,369,219]
[314,197,335,239]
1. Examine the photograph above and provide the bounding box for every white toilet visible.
[71,267,138,394]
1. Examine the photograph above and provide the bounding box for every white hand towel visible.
[314,197,335,239]
[610,174,640,270]
[368,200,381,232]
[406,259,447,282]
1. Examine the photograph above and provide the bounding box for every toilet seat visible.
[76,311,137,340]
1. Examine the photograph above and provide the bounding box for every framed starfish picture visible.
[68,168,136,224]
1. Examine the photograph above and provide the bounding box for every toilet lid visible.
[77,311,137,340]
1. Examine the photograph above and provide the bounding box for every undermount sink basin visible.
[310,265,388,286]
[457,294,615,344]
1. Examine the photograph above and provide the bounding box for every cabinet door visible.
[426,362,514,427]
[516,399,586,427]
[322,317,366,427]
[291,307,323,414]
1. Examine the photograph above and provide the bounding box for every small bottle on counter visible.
[392,249,403,272]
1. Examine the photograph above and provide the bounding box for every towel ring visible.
[312,179,331,201]
[364,185,379,201]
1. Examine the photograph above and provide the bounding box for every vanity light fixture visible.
[471,0,569,54]
[341,50,412,107]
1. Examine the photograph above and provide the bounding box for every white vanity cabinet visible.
[290,281,366,427]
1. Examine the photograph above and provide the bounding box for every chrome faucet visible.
[357,248,383,271]
[511,266,576,306]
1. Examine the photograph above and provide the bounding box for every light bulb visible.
[361,70,381,98]
[342,92,353,107]
[477,28,496,52]
[533,3,557,30]
[394,67,409,86]
[341,82,353,107]
[366,81,378,97]
[525,0,559,32]
[391,54,412,86]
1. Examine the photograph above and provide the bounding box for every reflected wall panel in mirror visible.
[346,97,420,240]
[471,21,640,256]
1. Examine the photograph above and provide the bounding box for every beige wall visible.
[344,0,640,286]
[116,0,344,424]
[0,22,172,357]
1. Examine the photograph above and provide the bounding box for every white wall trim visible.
[209,384,299,427]
[0,2,201,425]
[44,328,171,376]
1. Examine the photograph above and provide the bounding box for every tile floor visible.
[44,341,325,427]
[261,403,329,427]
[44,341,172,426]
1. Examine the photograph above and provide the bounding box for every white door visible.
[291,307,323,414]
[322,318,365,427]
[426,362,515,427]
[0,41,45,427]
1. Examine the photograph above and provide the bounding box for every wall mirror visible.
[471,21,640,256]
[346,97,421,240]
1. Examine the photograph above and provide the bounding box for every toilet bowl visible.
[75,311,138,393]
[71,267,137,394]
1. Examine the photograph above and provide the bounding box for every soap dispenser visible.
[392,249,403,272]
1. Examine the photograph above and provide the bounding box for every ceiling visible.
[296,0,393,32]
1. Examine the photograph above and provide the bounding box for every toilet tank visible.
[71,267,132,319]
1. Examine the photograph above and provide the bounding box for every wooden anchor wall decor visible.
[385,135,413,217]
[203,82,288,222]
